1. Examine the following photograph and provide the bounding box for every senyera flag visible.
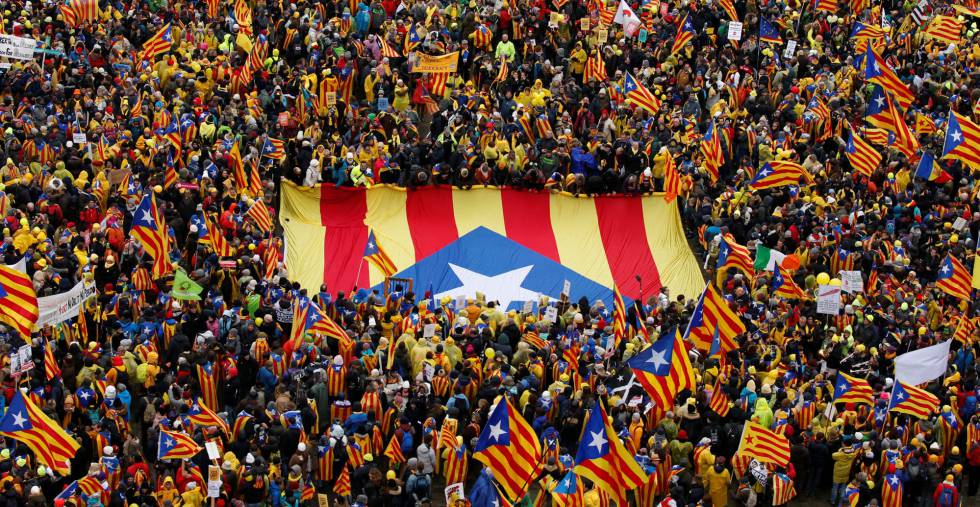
[281,183,703,306]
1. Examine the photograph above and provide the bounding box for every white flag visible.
[614,0,642,36]
[893,340,952,387]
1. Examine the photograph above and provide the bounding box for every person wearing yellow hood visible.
[180,481,205,507]
[443,337,463,368]
[529,79,551,108]
[752,396,774,429]
[155,476,180,506]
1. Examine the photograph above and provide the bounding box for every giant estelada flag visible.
[281,183,703,308]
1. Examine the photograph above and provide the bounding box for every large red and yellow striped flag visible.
[474,396,542,500]
[845,126,881,177]
[246,201,273,232]
[203,212,235,257]
[139,23,173,61]
[574,401,648,507]
[0,265,38,338]
[737,422,791,465]
[943,110,980,169]
[280,183,703,300]
[0,389,80,475]
[60,0,100,27]
[922,15,963,43]
[583,52,607,83]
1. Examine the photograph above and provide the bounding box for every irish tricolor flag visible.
[754,245,786,271]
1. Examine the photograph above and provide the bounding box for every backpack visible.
[411,473,430,499]
[936,485,955,507]
[135,363,149,384]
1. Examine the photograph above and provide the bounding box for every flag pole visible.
[355,257,365,289]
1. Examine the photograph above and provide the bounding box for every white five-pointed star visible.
[367,242,375,250]
[941,264,951,275]
[896,391,905,400]
[588,430,607,452]
[140,210,154,224]
[647,348,668,369]
[11,411,26,428]
[874,95,885,108]
[434,264,540,310]
[79,391,91,401]
[487,422,506,441]
[951,129,962,142]
[889,476,899,486]
[563,477,572,489]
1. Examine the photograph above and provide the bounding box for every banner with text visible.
[412,52,459,73]
[37,281,96,328]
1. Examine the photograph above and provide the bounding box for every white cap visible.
[298,442,307,452]
[103,445,113,455]
[246,453,255,464]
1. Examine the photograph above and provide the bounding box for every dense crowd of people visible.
[0,0,977,505]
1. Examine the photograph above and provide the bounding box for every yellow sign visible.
[580,18,591,31]
[412,52,460,73]
[596,28,608,44]
[325,92,337,106]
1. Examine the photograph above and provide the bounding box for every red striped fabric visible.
[501,188,560,260]
[405,187,458,259]
[320,186,370,289]
[594,196,661,297]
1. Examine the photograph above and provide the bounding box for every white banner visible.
[0,35,36,61]
[36,281,97,328]
[894,340,952,386]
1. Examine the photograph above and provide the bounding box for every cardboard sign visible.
[325,91,337,107]
[277,112,291,127]
[953,217,968,231]
[411,52,460,73]
[107,168,131,185]
[522,300,534,314]
[72,133,87,145]
[638,29,648,43]
[841,271,863,293]
[423,323,436,338]
[208,465,221,482]
[580,18,591,31]
[10,345,33,376]
[783,40,798,59]
[377,97,389,111]
[544,306,559,322]
[749,460,769,486]
[549,12,564,27]
[318,494,329,507]
[205,441,221,460]
[816,284,841,315]
[596,28,608,44]
[728,21,743,41]
[445,483,465,505]
[562,280,571,297]
[455,294,467,311]
[207,480,222,498]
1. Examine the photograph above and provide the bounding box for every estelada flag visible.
[281,183,703,301]
[737,421,791,466]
